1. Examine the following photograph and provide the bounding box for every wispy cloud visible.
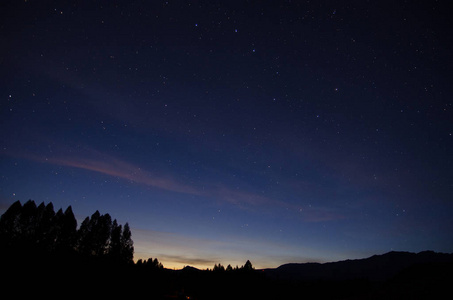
[37,153,284,209]
[56,156,200,195]
[16,148,202,196]
[7,146,346,222]
[9,145,290,209]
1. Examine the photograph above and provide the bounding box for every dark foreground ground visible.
[2,250,452,299]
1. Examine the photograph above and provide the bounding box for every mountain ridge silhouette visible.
[261,250,453,282]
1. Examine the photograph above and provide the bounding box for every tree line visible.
[212,260,254,272]
[0,200,255,273]
[0,200,134,264]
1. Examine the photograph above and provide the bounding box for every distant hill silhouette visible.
[263,251,453,282]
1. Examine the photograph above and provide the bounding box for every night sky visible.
[1,1,452,269]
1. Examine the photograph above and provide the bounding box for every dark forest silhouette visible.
[0,200,133,263]
[1,200,452,299]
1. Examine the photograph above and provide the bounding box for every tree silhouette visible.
[108,219,122,261]
[36,202,56,250]
[20,200,38,242]
[213,263,225,272]
[137,257,163,269]
[54,206,77,252]
[77,211,112,257]
[243,260,254,271]
[96,213,113,256]
[0,200,23,247]
[121,223,134,264]
[78,215,95,256]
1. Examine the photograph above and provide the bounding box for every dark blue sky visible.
[1,0,452,269]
